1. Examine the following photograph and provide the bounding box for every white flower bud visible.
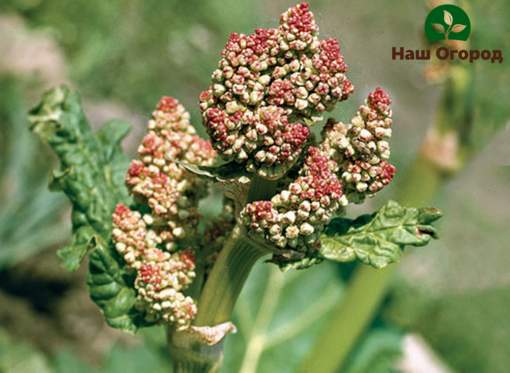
[213,84,226,96]
[356,182,368,192]
[282,211,297,224]
[308,93,321,105]
[259,75,271,85]
[255,150,266,162]
[269,224,281,236]
[281,190,291,203]
[300,223,315,236]
[296,86,308,99]
[233,138,245,151]
[276,236,288,248]
[289,183,302,194]
[172,227,185,238]
[250,91,263,104]
[285,225,300,239]
[295,99,309,110]
[299,200,311,212]
[226,101,240,114]
[237,149,248,160]
[359,129,373,141]
[143,214,154,225]
[125,251,136,263]
[297,209,309,220]
[289,59,300,71]
[115,242,127,253]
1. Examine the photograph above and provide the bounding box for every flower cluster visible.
[126,97,216,243]
[241,87,395,266]
[321,88,396,203]
[113,97,215,328]
[112,204,197,329]
[110,4,397,327]
[241,147,347,264]
[199,3,353,178]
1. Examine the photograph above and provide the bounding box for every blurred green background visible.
[0,0,509,372]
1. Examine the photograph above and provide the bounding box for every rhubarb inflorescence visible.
[199,2,352,179]
[30,2,441,366]
[105,1,405,326]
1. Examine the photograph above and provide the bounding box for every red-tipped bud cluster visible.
[321,88,396,203]
[112,204,196,328]
[113,97,215,327]
[126,97,216,240]
[280,2,318,41]
[241,147,346,263]
[200,3,352,178]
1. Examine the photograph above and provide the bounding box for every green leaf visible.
[320,200,442,269]
[29,86,131,233]
[56,224,95,271]
[29,86,146,332]
[222,261,343,373]
[87,237,153,332]
[95,119,132,200]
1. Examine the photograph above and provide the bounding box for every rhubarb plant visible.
[29,3,441,371]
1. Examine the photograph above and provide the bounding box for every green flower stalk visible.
[29,3,442,372]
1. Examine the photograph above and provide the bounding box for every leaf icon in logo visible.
[451,24,466,33]
[432,23,445,33]
[443,10,453,26]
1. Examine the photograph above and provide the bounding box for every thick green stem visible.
[168,225,269,372]
[195,225,269,326]
[168,176,275,372]
[168,337,225,373]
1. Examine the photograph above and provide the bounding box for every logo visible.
[425,4,471,42]
[391,3,503,64]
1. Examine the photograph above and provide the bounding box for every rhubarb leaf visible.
[320,200,442,269]
[29,86,147,331]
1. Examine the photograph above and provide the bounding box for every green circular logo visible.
[424,4,471,42]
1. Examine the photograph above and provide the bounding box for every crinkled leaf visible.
[88,237,154,332]
[56,223,95,271]
[320,200,442,269]
[29,86,130,237]
[29,86,147,332]
[95,119,132,199]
